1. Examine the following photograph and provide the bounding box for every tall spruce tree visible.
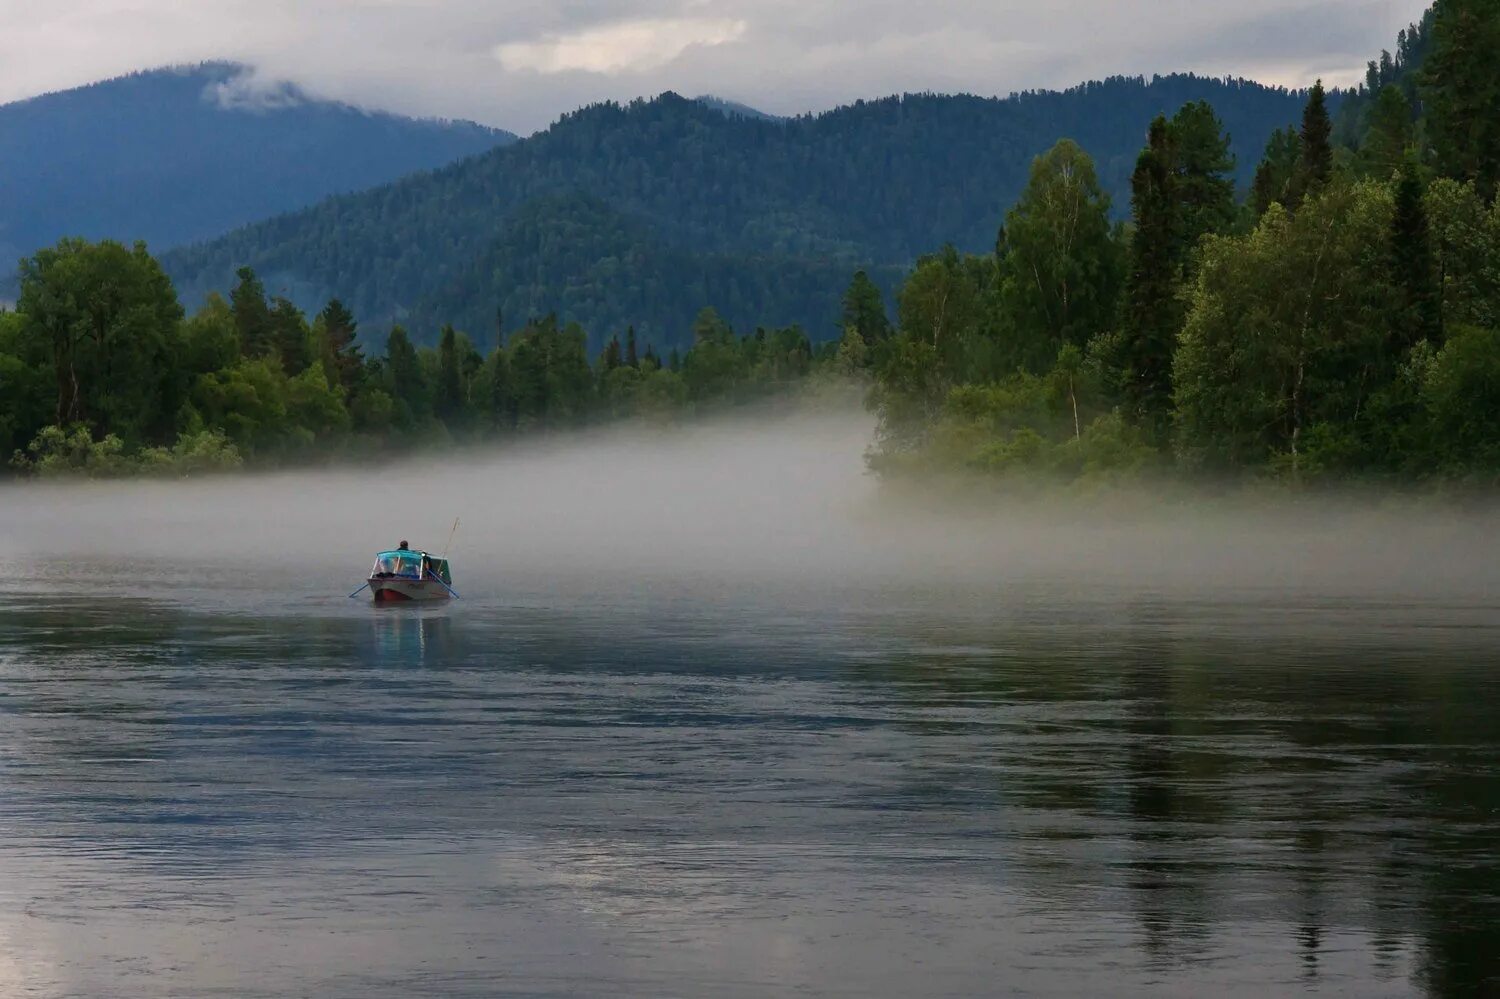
[1252,126,1303,217]
[841,270,891,346]
[319,299,362,397]
[625,325,638,367]
[1360,85,1414,180]
[229,266,274,358]
[436,324,464,422]
[1422,0,1500,200]
[385,325,428,422]
[1169,101,1236,264]
[269,297,311,374]
[601,335,622,371]
[1390,164,1442,350]
[1293,80,1334,206]
[1122,117,1180,439]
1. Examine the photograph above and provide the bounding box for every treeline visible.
[6,0,1497,488]
[0,248,860,476]
[861,0,1500,486]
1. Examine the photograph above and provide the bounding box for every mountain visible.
[694,96,785,122]
[163,74,1319,350]
[0,63,514,276]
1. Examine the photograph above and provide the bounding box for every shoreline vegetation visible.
[3,2,1497,492]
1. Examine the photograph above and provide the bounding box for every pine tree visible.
[1360,86,1414,180]
[319,298,363,396]
[1422,0,1500,200]
[1122,116,1179,439]
[1292,81,1334,206]
[1389,163,1442,350]
[1252,126,1302,217]
[1169,101,1236,264]
[841,270,891,346]
[269,297,311,374]
[435,324,463,423]
[229,266,273,358]
[487,348,516,431]
[385,325,428,421]
[668,347,681,372]
[625,325,639,367]
[600,335,622,371]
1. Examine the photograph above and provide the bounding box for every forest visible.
[2,0,1497,486]
[162,74,1314,348]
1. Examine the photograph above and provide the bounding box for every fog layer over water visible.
[1,409,1496,602]
[3,411,1500,998]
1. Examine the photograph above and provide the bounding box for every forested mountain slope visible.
[0,64,513,276]
[164,75,1319,348]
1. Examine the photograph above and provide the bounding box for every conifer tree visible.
[625,325,638,367]
[486,347,516,431]
[1390,163,1442,350]
[1422,0,1500,199]
[319,298,363,397]
[1360,86,1414,180]
[601,335,622,371]
[1252,127,1302,217]
[1293,81,1334,205]
[1122,117,1179,439]
[269,297,311,374]
[229,267,273,358]
[436,324,463,422]
[1169,101,1236,263]
[841,270,891,346]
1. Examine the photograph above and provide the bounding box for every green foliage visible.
[1422,0,1500,200]
[1122,102,1238,441]
[1390,165,1443,349]
[1294,81,1335,205]
[1431,180,1500,327]
[842,271,891,347]
[6,19,1500,492]
[1359,86,1416,180]
[1173,185,1399,474]
[163,79,1313,349]
[1420,325,1500,476]
[1251,126,1302,217]
[16,238,184,443]
[996,140,1123,360]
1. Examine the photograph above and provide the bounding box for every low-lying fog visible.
[1,408,1497,602]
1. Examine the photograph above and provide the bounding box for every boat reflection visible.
[368,605,455,666]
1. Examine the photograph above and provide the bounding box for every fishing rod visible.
[442,517,460,561]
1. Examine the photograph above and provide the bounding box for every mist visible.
[2,408,1497,607]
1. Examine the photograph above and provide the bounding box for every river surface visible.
[2,558,1498,998]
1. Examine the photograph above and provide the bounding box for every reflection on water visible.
[1,568,1498,997]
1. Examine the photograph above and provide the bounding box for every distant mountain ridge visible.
[694,96,785,122]
[0,63,515,276]
[162,74,1319,351]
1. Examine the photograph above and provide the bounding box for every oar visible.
[347,582,370,598]
[425,570,462,600]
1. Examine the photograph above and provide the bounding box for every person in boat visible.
[397,540,410,551]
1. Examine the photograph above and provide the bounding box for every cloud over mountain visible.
[0,0,1427,133]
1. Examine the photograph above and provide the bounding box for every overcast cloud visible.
[0,0,1429,133]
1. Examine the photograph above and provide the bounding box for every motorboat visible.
[359,547,457,603]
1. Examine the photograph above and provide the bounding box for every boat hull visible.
[368,577,451,603]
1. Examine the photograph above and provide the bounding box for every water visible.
[2,558,1498,998]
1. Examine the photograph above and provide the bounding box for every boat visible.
[362,546,457,603]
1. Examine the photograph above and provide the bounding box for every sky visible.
[0,0,1431,133]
